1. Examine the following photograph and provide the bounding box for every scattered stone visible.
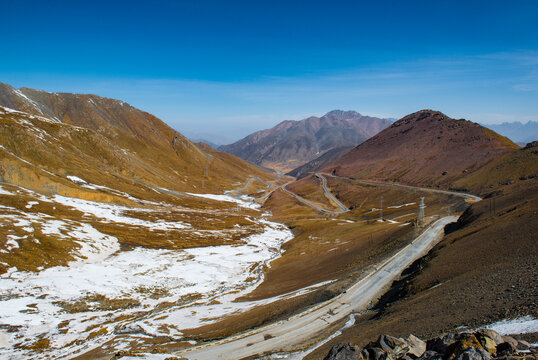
[369,334,407,353]
[476,329,504,345]
[501,336,518,347]
[446,333,484,360]
[497,342,518,355]
[515,340,531,351]
[324,343,362,360]
[455,346,491,360]
[419,350,444,360]
[365,346,386,360]
[427,333,457,354]
[325,329,531,360]
[407,334,427,357]
[475,332,498,354]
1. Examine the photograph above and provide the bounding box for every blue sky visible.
[2,1,537,143]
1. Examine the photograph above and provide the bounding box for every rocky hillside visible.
[0,83,275,197]
[323,110,519,188]
[305,174,538,359]
[325,331,536,360]
[219,110,391,172]
[452,141,538,195]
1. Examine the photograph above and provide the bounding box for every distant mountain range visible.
[219,110,392,172]
[323,110,519,188]
[483,121,538,144]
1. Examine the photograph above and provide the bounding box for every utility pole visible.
[379,196,383,221]
[418,197,425,224]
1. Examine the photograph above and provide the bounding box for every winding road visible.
[315,173,349,212]
[319,173,481,202]
[278,173,480,216]
[280,174,349,214]
[174,216,458,359]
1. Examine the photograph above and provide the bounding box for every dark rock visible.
[501,336,519,349]
[475,329,504,345]
[324,343,363,360]
[515,340,531,351]
[369,334,408,353]
[417,350,443,360]
[474,332,498,354]
[455,346,491,360]
[427,333,456,354]
[366,347,387,360]
[497,342,518,355]
[445,333,484,360]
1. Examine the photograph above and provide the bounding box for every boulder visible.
[474,333,498,355]
[455,346,491,360]
[515,339,531,351]
[427,333,456,354]
[475,330,504,345]
[501,336,519,349]
[445,333,484,360]
[370,335,408,353]
[496,342,518,356]
[406,335,427,357]
[324,343,364,360]
[418,350,443,360]
[366,346,388,360]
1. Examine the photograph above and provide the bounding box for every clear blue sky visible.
[2,0,537,143]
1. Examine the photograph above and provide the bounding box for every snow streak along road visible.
[175,216,458,360]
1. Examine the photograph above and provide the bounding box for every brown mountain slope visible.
[219,110,391,172]
[324,110,519,188]
[453,141,538,195]
[307,176,538,360]
[0,83,275,196]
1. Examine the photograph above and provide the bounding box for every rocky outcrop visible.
[324,330,537,360]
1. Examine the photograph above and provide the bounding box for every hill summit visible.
[324,110,519,188]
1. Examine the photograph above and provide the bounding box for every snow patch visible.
[484,316,538,335]
[53,195,189,230]
[25,201,39,209]
[0,185,14,195]
[187,192,261,210]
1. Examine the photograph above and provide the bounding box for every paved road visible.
[315,173,349,212]
[280,180,348,214]
[174,216,458,360]
[319,173,481,201]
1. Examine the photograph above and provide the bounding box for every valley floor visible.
[1,170,534,360]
